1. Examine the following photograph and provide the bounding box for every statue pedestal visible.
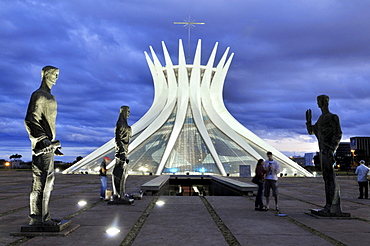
[108,198,134,205]
[11,220,80,237]
[20,220,72,232]
[310,209,351,218]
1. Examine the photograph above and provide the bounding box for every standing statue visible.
[306,95,347,216]
[112,106,132,201]
[25,66,64,226]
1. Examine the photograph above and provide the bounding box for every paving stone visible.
[132,196,228,246]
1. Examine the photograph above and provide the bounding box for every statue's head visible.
[42,66,59,89]
[120,106,130,119]
[317,94,329,108]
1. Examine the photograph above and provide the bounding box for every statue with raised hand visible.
[306,95,345,216]
[25,66,64,226]
[112,106,132,200]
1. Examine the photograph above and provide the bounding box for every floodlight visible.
[106,227,120,236]
[156,201,165,206]
[78,200,87,206]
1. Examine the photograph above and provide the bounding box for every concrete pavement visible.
[0,171,369,246]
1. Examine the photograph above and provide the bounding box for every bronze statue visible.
[306,95,344,215]
[25,66,63,226]
[112,106,132,200]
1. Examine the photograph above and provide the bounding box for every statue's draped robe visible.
[112,118,132,197]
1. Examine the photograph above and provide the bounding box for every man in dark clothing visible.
[254,159,266,211]
[100,156,111,200]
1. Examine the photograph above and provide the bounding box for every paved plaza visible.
[0,170,369,246]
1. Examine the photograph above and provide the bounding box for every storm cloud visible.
[1,0,370,161]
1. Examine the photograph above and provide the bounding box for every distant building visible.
[10,159,29,169]
[335,142,352,170]
[291,156,305,167]
[350,137,370,167]
[350,137,370,156]
[337,142,351,155]
[304,153,315,167]
[291,153,315,168]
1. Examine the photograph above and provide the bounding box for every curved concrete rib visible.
[130,51,167,134]
[190,41,226,175]
[205,50,263,160]
[212,57,311,176]
[155,40,187,175]
[128,45,177,153]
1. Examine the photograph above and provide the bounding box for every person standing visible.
[254,159,266,211]
[355,160,370,199]
[264,152,280,211]
[100,156,111,200]
[25,66,63,226]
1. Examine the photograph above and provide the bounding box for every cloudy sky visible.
[1,0,370,162]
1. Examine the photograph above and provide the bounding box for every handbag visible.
[252,175,260,184]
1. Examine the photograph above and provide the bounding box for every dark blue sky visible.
[1,0,370,162]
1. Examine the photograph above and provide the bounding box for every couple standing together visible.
[254,152,280,211]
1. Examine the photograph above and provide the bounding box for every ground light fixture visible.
[156,201,165,206]
[106,227,120,236]
[78,200,87,206]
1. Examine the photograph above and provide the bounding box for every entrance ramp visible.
[141,175,258,196]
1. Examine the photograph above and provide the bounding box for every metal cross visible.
[174,16,205,63]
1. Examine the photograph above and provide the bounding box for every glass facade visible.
[163,105,220,175]
[69,105,269,176]
[128,108,177,174]
[203,120,257,175]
